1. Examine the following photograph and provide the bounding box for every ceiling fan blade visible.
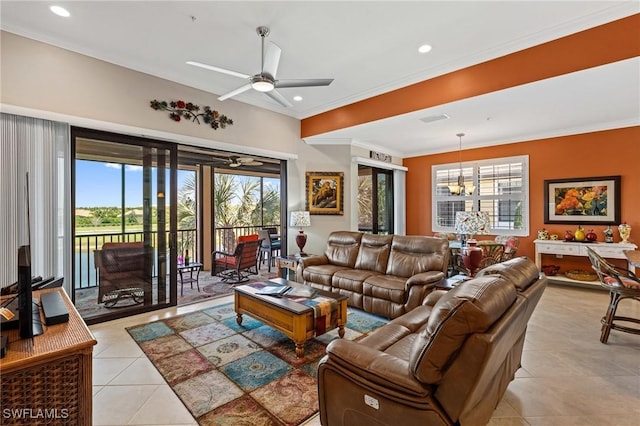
[275,78,334,88]
[218,83,252,101]
[262,42,281,79]
[264,89,292,107]
[186,61,250,79]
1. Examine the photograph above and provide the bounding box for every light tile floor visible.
[90,284,640,426]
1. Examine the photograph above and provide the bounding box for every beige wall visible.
[1,31,361,254]
[0,31,300,154]
[288,143,353,255]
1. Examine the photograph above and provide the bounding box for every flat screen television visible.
[16,173,42,338]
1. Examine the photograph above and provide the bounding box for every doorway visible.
[72,128,178,324]
[358,165,394,235]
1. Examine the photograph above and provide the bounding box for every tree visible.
[177,173,196,254]
[358,175,372,230]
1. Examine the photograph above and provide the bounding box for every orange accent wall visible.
[301,14,640,138]
[404,127,640,271]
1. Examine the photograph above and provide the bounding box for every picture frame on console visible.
[544,175,621,224]
[305,171,344,215]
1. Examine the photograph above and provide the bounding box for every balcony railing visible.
[74,225,279,289]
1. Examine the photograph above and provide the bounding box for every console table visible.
[534,239,637,287]
[0,287,97,425]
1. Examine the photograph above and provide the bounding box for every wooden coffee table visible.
[234,278,347,357]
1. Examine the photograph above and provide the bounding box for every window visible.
[432,155,528,236]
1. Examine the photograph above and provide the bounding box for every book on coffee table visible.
[283,286,316,298]
[256,285,291,296]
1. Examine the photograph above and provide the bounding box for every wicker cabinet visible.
[1,288,97,425]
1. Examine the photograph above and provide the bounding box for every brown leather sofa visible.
[297,231,450,319]
[94,242,150,305]
[317,256,546,426]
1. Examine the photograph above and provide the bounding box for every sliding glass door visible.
[358,165,394,235]
[72,128,177,324]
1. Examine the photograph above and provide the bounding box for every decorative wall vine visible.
[150,99,233,129]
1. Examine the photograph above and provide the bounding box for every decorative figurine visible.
[603,226,614,243]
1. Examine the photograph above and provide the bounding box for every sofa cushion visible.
[409,276,517,384]
[362,275,408,305]
[386,236,449,278]
[332,269,378,293]
[355,234,393,273]
[476,256,540,291]
[303,264,351,287]
[324,231,362,268]
[359,304,432,357]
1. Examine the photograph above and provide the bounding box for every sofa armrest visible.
[298,254,329,268]
[406,271,445,288]
[403,271,446,312]
[325,339,429,396]
[422,289,448,306]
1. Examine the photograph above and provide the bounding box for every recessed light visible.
[293,96,303,102]
[418,44,432,54]
[50,5,70,17]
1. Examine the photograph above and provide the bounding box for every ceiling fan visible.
[187,26,334,107]
[221,156,264,168]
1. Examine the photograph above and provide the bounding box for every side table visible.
[436,274,471,290]
[276,254,316,281]
[177,262,203,296]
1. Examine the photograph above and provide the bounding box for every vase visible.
[461,240,483,277]
[618,223,631,244]
[295,230,308,256]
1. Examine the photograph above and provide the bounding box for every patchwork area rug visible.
[127,301,388,425]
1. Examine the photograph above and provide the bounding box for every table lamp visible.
[455,211,490,276]
[290,211,311,256]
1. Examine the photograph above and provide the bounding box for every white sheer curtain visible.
[0,113,71,291]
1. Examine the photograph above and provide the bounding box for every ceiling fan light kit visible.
[187,25,333,107]
[251,76,275,92]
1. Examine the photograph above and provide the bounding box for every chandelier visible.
[448,133,475,196]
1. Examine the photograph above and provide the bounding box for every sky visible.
[75,160,192,207]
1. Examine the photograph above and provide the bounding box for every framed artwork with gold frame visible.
[305,172,344,215]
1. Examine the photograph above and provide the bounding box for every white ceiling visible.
[1,1,638,157]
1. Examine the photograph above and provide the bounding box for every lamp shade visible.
[290,211,311,228]
[454,211,490,237]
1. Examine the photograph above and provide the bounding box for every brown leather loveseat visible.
[317,256,547,426]
[297,231,450,319]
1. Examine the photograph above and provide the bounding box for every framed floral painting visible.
[544,176,620,224]
[305,172,344,215]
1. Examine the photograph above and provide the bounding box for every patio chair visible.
[212,238,262,284]
[257,229,281,272]
[495,235,520,261]
[94,242,150,307]
[586,247,640,343]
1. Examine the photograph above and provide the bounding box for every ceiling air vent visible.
[419,113,449,124]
